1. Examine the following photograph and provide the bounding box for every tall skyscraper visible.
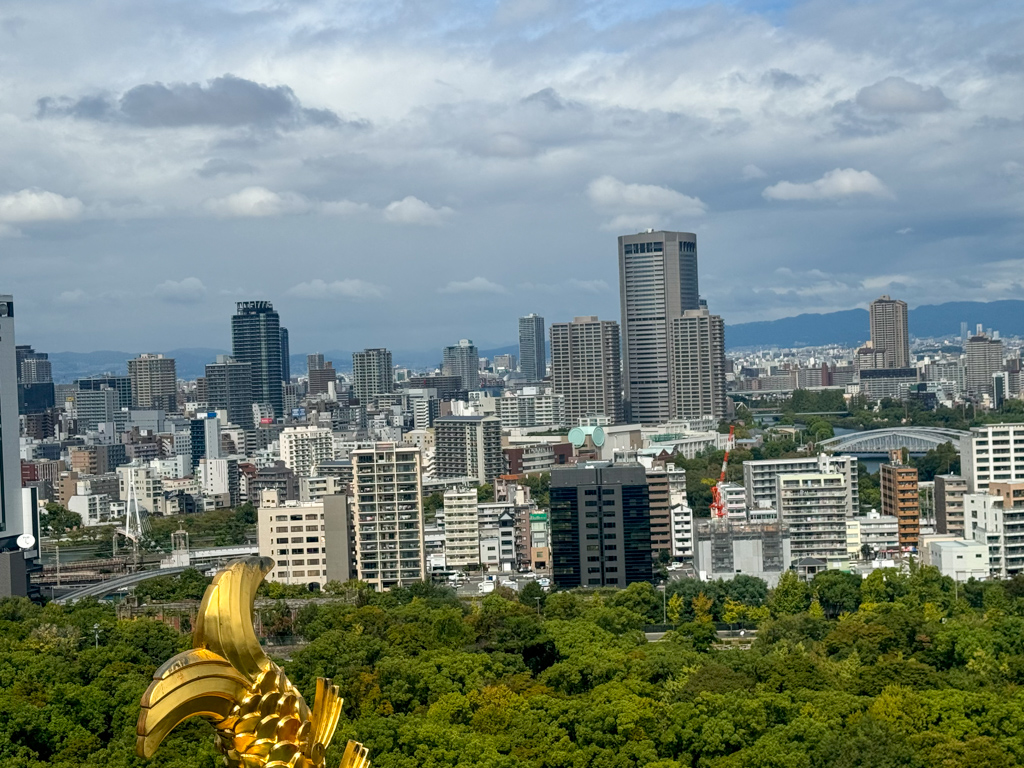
[518,314,546,382]
[231,300,283,417]
[307,353,325,372]
[442,339,480,391]
[550,316,623,425]
[618,230,699,423]
[128,353,177,411]
[869,295,910,369]
[205,355,254,428]
[280,327,291,382]
[352,348,393,404]
[964,333,1004,397]
[16,345,54,416]
[669,307,727,419]
[0,296,26,553]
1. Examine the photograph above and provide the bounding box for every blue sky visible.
[0,0,1022,355]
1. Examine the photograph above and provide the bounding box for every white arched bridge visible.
[819,427,969,455]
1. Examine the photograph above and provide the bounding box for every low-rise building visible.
[966,481,1024,578]
[922,535,989,581]
[257,494,355,588]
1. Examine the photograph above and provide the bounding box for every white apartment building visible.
[352,443,426,590]
[670,503,694,561]
[443,487,480,568]
[151,455,189,480]
[68,493,113,526]
[257,495,354,587]
[299,476,345,503]
[965,482,1024,578]
[117,463,162,515]
[960,424,1024,493]
[847,511,900,555]
[495,390,566,430]
[777,472,849,562]
[745,454,859,516]
[717,482,746,519]
[280,425,334,478]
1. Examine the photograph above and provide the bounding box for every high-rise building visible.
[76,375,132,409]
[965,482,1024,578]
[307,362,337,398]
[231,300,284,417]
[935,474,967,537]
[128,353,177,412]
[646,466,671,554]
[549,462,653,589]
[869,295,910,369]
[205,355,254,428]
[442,339,480,391]
[880,452,920,550]
[16,345,54,416]
[518,314,546,382]
[434,415,503,485]
[776,473,848,562]
[744,455,859,516]
[550,316,623,426]
[76,388,120,432]
[279,425,334,478]
[443,487,480,568]
[964,333,1004,398]
[280,327,291,382]
[961,423,1024,493]
[352,348,393,405]
[669,307,726,419]
[0,296,27,570]
[307,353,325,372]
[618,230,699,423]
[351,443,426,590]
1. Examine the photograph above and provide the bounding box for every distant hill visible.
[50,348,226,382]
[726,299,1024,350]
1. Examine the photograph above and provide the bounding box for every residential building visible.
[646,466,672,554]
[68,493,113,527]
[442,339,479,391]
[298,476,344,503]
[75,375,132,409]
[258,495,355,587]
[965,333,1004,398]
[935,474,967,537]
[669,307,727,419]
[880,452,920,550]
[619,230,699,423]
[205,356,254,428]
[128,353,177,411]
[550,316,623,425]
[549,462,653,589]
[442,487,479,569]
[280,327,290,382]
[859,368,919,401]
[961,423,1024,493]
[519,314,546,382]
[232,300,284,417]
[16,345,55,416]
[434,415,503,485]
[670,502,694,561]
[117,463,163,515]
[850,511,900,555]
[494,390,565,429]
[744,454,859,516]
[869,295,910,368]
[494,354,517,372]
[308,362,337,398]
[279,425,334,478]
[478,502,517,572]
[352,348,393,405]
[966,482,1024,578]
[776,473,848,562]
[351,443,426,590]
[75,388,121,432]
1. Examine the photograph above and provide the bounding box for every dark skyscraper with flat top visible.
[518,314,546,382]
[231,301,283,418]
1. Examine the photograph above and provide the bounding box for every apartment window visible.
[290,548,305,554]
[290,514,303,521]
[290,526,303,532]
[306,525,319,531]
[307,547,320,553]
[276,538,288,544]
[306,536,319,542]
[305,514,318,520]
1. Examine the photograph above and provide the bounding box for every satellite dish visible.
[16,533,36,550]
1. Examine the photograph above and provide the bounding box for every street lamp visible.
[92,623,101,648]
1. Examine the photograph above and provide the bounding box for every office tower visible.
[307,353,325,372]
[351,442,426,590]
[443,487,480,568]
[964,333,1004,397]
[258,495,355,588]
[76,375,132,409]
[869,295,910,369]
[618,230,699,423]
[880,452,920,550]
[188,413,222,471]
[16,345,55,416]
[280,327,291,382]
[307,362,336,397]
[961,423,1024,493]
[669,307,726,419]
[549,462,653,588]
[550,316,623,426]
[493,353,517,372]
[518,314,546,382]
[744,455,859,516]
[352,348,393,405]
[776,473,848,562]
[128,353,177,412]
[442,339,480,391]
[434,415,503,484]
[279,425,334,478]
[0,297,26,564]
[205,355,254,428]
[76,388,120,432]
[231,300,284,417]
[964,482,1024,578]
[935,474,967,537]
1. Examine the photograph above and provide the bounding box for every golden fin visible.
[309,678,343,753]
[339,740,371,768]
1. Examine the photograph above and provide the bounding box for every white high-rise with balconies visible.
[279,425,334,478]
[442,487,480,568]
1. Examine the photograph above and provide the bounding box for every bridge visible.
[819,427,969,455]
[54,566,189,605]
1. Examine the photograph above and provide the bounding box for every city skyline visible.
[2,0,1023,352]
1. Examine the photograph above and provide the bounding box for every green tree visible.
[41,502,82,535]
[768,570,812,617]
[812,570,862,617]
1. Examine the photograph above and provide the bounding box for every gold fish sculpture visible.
[137,556,369,768]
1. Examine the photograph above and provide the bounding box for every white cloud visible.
[896,227,913,235]
[763,168,893,201]
[439,276,507,294]
[320,200,372,216]
[0,188,83,222]
[205,187,310,217]
[56,289,86,304]
[287,279,385,299]
[855,77,951,114]
[568,278,610,293]
[587,176,706,231]
[742,164,767,180]
[383,196,454,226]
[154,277,207,304]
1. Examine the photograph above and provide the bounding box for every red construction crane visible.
[709,425,736,519]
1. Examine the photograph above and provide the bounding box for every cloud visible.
[568,278,610,293]
[286,279,385,299]
[896,227,913,235]
[855,77,952,114]
[196,158,258,178]
[37,74,354,129]
[383,196,454,226]
[154,277,207,304]
[320,200,372,217]
[0,188,83,222]
[587,176,706,231]
[205,187,310,217]
[742,164,767,180]
[439,277,507,294]
[56,289,86,304]
[763,168,893,201]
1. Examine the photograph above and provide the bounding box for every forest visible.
[3,565,1024,768]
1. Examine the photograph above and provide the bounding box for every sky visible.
[1,0,1023,357]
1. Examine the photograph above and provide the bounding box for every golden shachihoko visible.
[136,556,369,768]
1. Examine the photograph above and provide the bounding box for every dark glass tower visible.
[280,327,291,382]
[518,313,546,382]
[231,301,283,418]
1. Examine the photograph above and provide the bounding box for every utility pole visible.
[93,623,100,648]
[535,597,541,616]
[56,545,61,588]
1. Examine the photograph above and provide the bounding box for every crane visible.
[709,425,736,519]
